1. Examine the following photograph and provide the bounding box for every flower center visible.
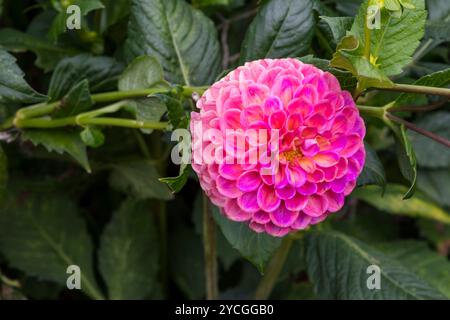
[279,149,303,165]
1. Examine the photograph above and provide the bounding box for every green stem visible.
[14,116,168,130]
[356,105,385,118]
[383,83,450,97]
[364,15,371,60]
[254,236,294,300]
[15,86,208,120]
[203,194,219,300]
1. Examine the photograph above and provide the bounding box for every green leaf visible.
[100,0,131,31]
[305,230,446,299]
[408,112,450,168]
[0,49,47,105]
[98,199,160,299]
[319,16,354,44]
[0,145,7,204]
[0,190,103,299]
[54,79,94,118]
[331,0,426,89]
[124,0,221,86]
[126,97,167,134]
[159,164,191,193]
[22,129,91,173]
[73,0,105,14]
[393,68,450,107]
[377,240,450,298]
[353,184,450,224]
[394,124,417,199]
[48,54,123,100]
[118,56,169,91]
[211,203,282,274]
[80,127,105,148]
[240,0,314,63]
[417,168,450,207]
[357,142,386,187]
[0,28,80,72]
[109,159,173,200]
[158,93,188,129]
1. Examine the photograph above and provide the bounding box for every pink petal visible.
[340,134,362,157]
[257,184,281,212]
[237,191,260,213]
[264,222,290,237]
[286,98,313,118]
[249,221,265,233]
[216,176,243,198]
[285,193,308,211]
[237,170,261,192]
[225,199,252,221]
[241,104,264,126]
[324,190,345,212]
[286,113,302,131]
[303,194,328,217]
[219,163,243,180]
[291,213,312,230]
[313,152,339,167]
[285,165,306,188]
[270,205,299,227]
[269,110,286,129]
[263,96,283,114]
[275,185,296,200]
[294,84,318,104]
[330,177,347,193]
[297,182,318,195]
[252,210,271,224]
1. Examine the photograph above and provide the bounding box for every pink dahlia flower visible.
[190,58,365,237]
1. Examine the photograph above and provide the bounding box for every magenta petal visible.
[286,113,302,131]
[241,104,264,126]
[270,205,299,227]
[257,184,281,212]
[275,185,296,200]
[249,221,265,233]
[269,110,287,129]
[297,182,317,195]
[225,199,252,222]
[252,210,271,224]
[222,108,241,129]
[324,190,345,212]
[303,194,328,217]
[237,190,260,211]
[264,222,291,237]
[218,163,243,180]
[272,165,288,189]
[330,177,347,193]
[263,96,283,113]
[313,152,339,167]
[285,165,306,188]
[291,213,312,230]
[216,176,243,198]
[294,84,318,104]
[286,98,313,118]
[285,193,308,211]
[237,171,261,192]
[340,134,361,157]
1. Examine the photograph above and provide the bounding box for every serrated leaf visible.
[0,190,103,299]
[319,16,354,44]
[118,56,169,91]
[0,145,7,203]
[80,127,105,148]
[357,142,386,187]
[211,204,282,274]
[305,230,446,299]
[353,184,450,224]
[240,0,314,63]
[377,240,450,298]
[109,159,173,200]
[407,112,450,168]
[159,164,191,193]
[22,129,91,173]
[48,54,123,100]
[0,49,47,105]
[98,199,160,299]
[0,28,80,72]
[124,0,221,86]
[331,0,426,89]
[394,124,417,199]
[54,79,94,118]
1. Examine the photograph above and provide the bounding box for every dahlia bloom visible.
[190,58,365,237]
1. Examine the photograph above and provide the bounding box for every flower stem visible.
[383,83,450,97]
[15,86,208,120]
[386,113,450,148]
[254,235,294,300]
[203,194,219,300]
[357,105,385,118]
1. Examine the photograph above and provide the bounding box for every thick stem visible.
[386,112,450,148]
[203,195,219,300]
[254,236,294,300]
[383,83,450,97]
[357,105,385,118]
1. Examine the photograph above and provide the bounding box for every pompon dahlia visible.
[190,58,366,237]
